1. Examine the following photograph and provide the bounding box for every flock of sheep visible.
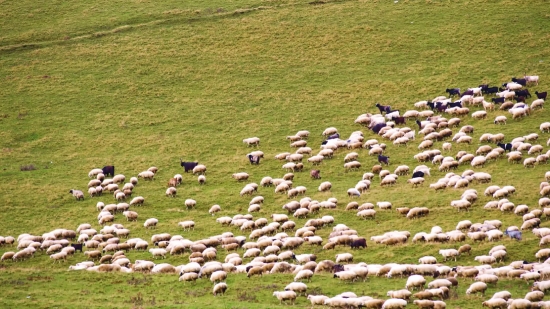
[2,75,550,308]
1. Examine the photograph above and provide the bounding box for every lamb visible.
[465,281,487,296]
[273,291,297,305]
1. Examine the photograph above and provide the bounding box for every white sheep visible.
[138,171,155,180]
[185,199,197,209]
[344,161,361,170]
[273,291,296,305]
[382,298,408,309]
[50,251,68,263]
[439,249,459,262]
[243,137,260,146]
[307,295,329,306]
[213,282,228,296]
[318,181,332,192]
[143,218,158,229]
[178,221,195,231]
[149,248,167,259]
[333,271,358,282]
[466,281,487,296]
[406,275,426,291]
[284,282,308,296]
[335,253,353,263]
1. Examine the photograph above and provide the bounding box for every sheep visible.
[335,253,353,264]
[273,291,296,305]
[475,274,499,285]
[178,221,195,231]
[439,249,459,262]
[481,298,507,309]
[183,199,197,210]
[472,111,487,119]
[523,157,536,168]
[69,189,84,201]
[208,270,227,284]
[451,199,471,211]
[307,295,329,306]
[344,161,362,171]
[138,171,155,180]
[179,272,199,283]
[284,282,308,296]
[506,299,533,309]
[406,275,426,291]
[493,115,507,125]
[466,281,487,296]
[382,298,408,309]
[333,270,358,283]
[318,181,332,192]
[212,282,228,296]
[129,196,144,207]
[49,251,68,263]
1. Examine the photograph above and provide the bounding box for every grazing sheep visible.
[307,295,329,306]
[130,196,145,207]
[382,298,408,309]
[143,218,158,229]
[69,189,84,201]
[273,291,297,305]
[179,221,195,231]
[213,282,228,296]
[138,171,155,180]
[318,181,332,192]
[466,282,487,296]
[335,253,353,264]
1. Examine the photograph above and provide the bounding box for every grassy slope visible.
[1,0,550,308]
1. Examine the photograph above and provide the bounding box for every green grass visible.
[1,0,550,307]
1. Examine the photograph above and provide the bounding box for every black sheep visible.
[497,142,512,152]
[247,155,260,165]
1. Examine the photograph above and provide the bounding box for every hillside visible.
[1,0,550,308]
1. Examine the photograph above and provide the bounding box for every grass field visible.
[1,0,550,308]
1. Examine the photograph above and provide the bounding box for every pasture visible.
[1,0,550,308]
